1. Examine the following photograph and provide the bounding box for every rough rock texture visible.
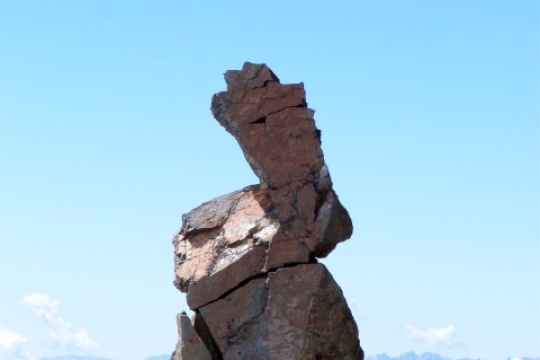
[171,63,363,360]
[171,312,212,360]
[198,264,362,360]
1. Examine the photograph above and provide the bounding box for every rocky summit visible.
[171,62,363,360]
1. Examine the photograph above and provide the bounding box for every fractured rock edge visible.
[173,183,353,310]
[172,62,362,360]
[172,263,363,360]
[196,263,363,360]
[171,312,212,360]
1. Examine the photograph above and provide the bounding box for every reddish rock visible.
[197,264,363,360]
[211,62,352,269]
[186,244,267,309]
[171,312,212,360]
[171,63,362,359]
[173,185,278,308]
[174,63,352,302]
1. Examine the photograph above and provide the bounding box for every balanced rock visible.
[171,63,363,360]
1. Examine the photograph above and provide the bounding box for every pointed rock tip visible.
[224,62,280,90]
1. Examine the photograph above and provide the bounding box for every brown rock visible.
[173,64,353,305]
[197,264,363,360]
[186,244,267,309]
[173,179,351,308]
[211,62,352,269]
[171,312,212,360]
[171,63,362,359]
[173,185,279,308]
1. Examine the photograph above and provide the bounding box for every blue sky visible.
[0,1,538,360]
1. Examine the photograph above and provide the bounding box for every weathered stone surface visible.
[197,264,363,360]
[173,184,278,308]
[173,182,352,308]
[186,243,267,309]
[173,63,353,307]
[211,62,352,270]
[171,312,212,360]
[171,63,363,359]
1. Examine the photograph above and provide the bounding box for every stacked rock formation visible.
[171,63,363,360]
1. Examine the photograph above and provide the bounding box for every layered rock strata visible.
[171,63,363,360]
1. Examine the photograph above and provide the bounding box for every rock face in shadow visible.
[198,264,362,360]
[171,312,212,360]
[171,63,363,360]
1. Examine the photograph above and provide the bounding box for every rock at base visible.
[171,312,212,360]
[197,264,363,360]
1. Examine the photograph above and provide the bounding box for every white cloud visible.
[404,323,457,346]
[22,293,98,349]
[0,328,27,351]
[21,293,59,322]
[0,328,29,359]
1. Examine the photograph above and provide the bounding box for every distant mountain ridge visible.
[367,352,481,360]
[366,352,540,360]
[38,352,540,360]
[37,355,170,360]
[143,355,170,360]
[38,356,112,360]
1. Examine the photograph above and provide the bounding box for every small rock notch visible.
[171,62,363,360]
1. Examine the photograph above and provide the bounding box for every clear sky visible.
[0,1,538,360]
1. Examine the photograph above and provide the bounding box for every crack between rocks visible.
[242,66,276,90]
[243,103,308,126]
[194,260,317,311]
[249,78,276,89]
[268,178,311,192]
[193,310,223,360]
